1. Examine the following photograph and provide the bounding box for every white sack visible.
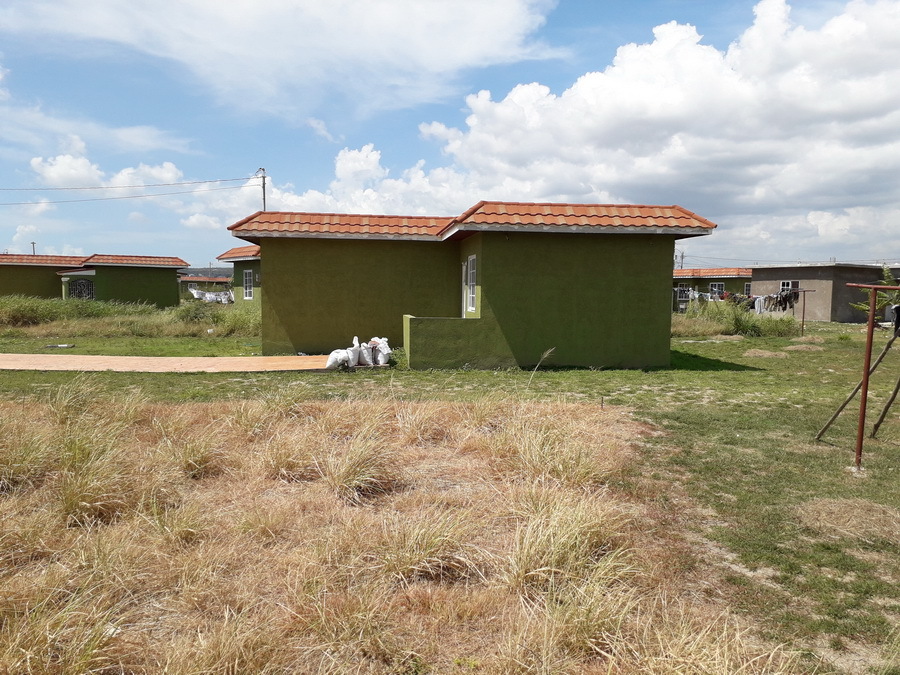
[347,336,361,367]
[358,341,374,366]
[325,348,350,370]
[372,337,392,365]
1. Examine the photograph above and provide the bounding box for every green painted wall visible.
[261,238,459,354]
[91,267,181,307]
[0,266,66,298]
[231,260,261,305]
[407,232,676,369]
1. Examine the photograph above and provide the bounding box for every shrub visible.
[213,302,262,336]
[169,300,219,324]
[674,300,800,338]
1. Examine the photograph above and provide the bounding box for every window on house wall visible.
[187,282,198,291]
[780,280,799,292]
[676,283,690,300]
[466,255,477,312]
[69,279,94,300]
[243,269,253,300]
[744,282,752,295]
[709,282,725,296]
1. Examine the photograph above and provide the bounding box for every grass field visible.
[0,307,898,673]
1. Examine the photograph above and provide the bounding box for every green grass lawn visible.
[0,332,262,357]
[0,319,897,670]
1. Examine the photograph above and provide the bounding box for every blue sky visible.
[1,0,898,269]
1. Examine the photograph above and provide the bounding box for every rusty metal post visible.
[854,289,878,469]
[801,291,807,336]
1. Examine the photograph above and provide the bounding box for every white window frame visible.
[744,282,752,295]
[466,254,477,312]
[243,269,253,300]
[780,280,799,292]
[709,282,725,295]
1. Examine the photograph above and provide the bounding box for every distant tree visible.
[850,265,900,315]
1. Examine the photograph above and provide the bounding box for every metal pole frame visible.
[845,282,900,469]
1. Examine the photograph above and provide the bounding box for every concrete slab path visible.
[0,353,330,373]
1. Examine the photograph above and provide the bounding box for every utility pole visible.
[257,168,267,211]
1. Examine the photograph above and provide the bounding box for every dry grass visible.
[796,498,900,546]
[0,387,805,673]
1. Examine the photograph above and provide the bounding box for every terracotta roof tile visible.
[228,203,717,242]
[0,254,87,267]
[228,211,451,238]
[451,201,717,231]
[82,254,189,267]
[674,268,751,278]
[217,245,260,261]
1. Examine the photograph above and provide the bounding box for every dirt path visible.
[0,353,330,373]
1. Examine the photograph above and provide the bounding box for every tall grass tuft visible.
[674,300,800,338]
[0,295,155,326]
[503,487,627,597]
[316,435,402,503]
[0,417,53,493]
[0,574,127,673]
[46,373,100,426]
[373,507,485,585]
[495,419,610,487]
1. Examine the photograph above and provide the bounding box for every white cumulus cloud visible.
[0,0,561,116]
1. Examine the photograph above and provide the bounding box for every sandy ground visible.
[0,353,330,373]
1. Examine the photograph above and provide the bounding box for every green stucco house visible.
[228,202,716,369]
[0,253,187,307]
[58,255,189,307]
[0,254,89,298]
[216,245,261,304]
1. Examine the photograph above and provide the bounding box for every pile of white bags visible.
[325,336,392,369]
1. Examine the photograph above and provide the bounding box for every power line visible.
[0,184,255,206]
[0,176,258,191]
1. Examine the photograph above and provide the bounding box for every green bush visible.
[213,303,261,336]
[169,301,220,324]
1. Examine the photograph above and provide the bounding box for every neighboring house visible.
[0,254,90,298]
[750,263,890,323]
[60,255,188,307]
[672,267,752,310]
[228,202,716,369]
[673,268,752,296]
[217,245,261,304]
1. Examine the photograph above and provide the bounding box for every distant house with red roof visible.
[216,244,260,304]
[0,253,188,307]
[227,201,716,369]
[673,267,752,309]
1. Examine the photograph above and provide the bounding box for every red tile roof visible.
[0,254,88,267]
[449,202,717,233]
[82,254,189,267]
[228,211,450,239]
[674,267,751,278]
[217,245,260,261]
[229,203,716,242]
